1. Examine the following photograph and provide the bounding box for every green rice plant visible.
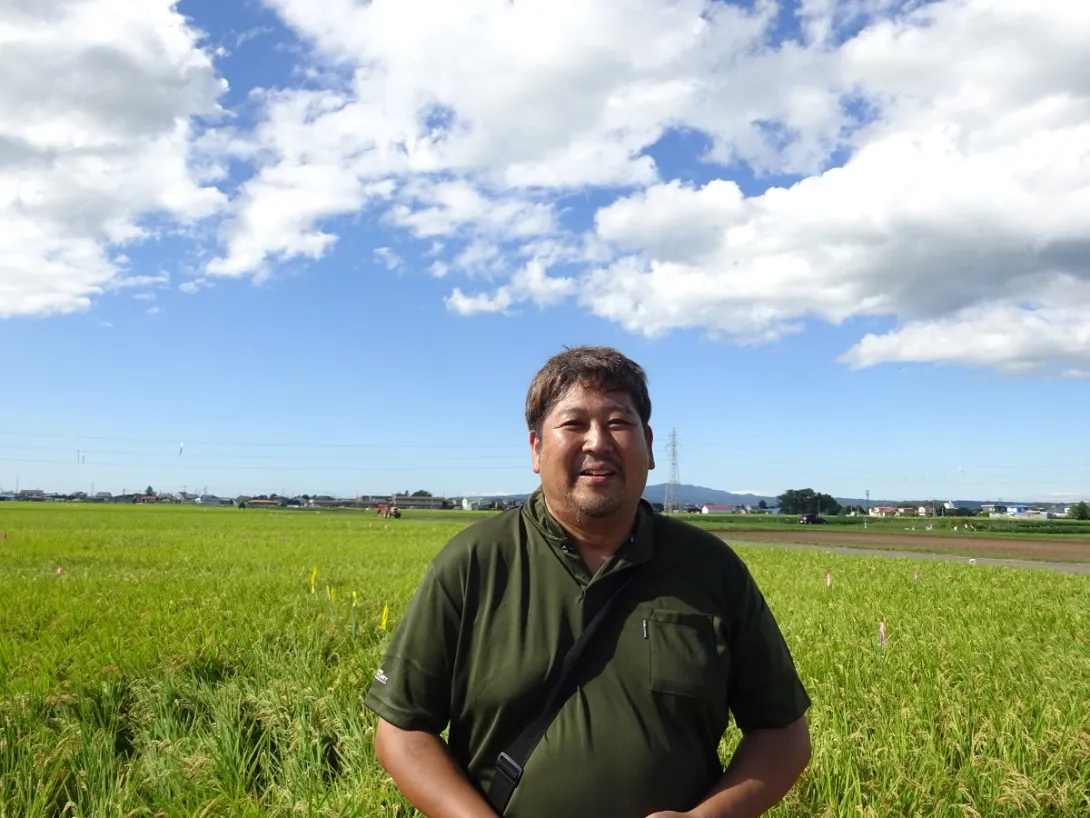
[0,503,1087,817]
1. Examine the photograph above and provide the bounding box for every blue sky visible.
[1,0,1087,503]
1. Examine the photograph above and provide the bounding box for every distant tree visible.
[411,490,433,497]
[145,485,155,496]
[1070,502,1090,521]
[777,489,842,516]
[758,500,768,510]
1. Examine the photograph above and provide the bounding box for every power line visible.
[0,444,527,464]
[0,430,524,450]
[0,456,528,473]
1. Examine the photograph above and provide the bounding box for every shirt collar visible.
[522,486,655,569]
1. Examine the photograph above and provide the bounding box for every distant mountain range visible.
[484,483,1062,509]
[641,484,994,509]
[639,484,776,507]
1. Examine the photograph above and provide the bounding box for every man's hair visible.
[525,346,651,436]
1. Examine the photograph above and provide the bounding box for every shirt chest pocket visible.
[645,608,730,699]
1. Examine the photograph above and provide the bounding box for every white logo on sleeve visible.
[374,668,389,684]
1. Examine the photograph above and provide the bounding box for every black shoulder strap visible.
[485,571,638,814]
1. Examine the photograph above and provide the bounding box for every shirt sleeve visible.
[363,556,464,734]
[724,555,811,732]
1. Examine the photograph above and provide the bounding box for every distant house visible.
[868,506,898,517]
[701,504,735,514]
[244,498,283,508]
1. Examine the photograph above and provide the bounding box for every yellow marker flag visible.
[380,603,389,631]
[310,567,317,594]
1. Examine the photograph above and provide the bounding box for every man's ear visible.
[529,430,542,474]
[645,425,655,470]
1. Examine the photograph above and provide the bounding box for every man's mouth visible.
[578,466,619,479]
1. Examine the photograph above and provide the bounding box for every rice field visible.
[1,503,1088,817]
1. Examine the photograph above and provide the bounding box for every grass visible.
[1,503,1088,817]
[392,508,1090,539]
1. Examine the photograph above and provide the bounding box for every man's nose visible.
[582,422,615,452]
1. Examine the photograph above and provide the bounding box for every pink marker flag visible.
[826,571,831,589]
[57,566,63,576]
[913,568,918,584]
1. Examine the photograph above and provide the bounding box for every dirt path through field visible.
[715,537,1090,574]
[710,528,1090,573]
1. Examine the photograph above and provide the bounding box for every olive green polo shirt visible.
[363,489,810,817]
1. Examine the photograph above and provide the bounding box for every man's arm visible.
[683,715,811,818]
[374,718,499,818]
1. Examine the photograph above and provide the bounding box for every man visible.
[364,346,812,818]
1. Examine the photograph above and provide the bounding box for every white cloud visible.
[221,0,1089,375]
[453,240,504,276]
[7,0,1088,378]
[576,0,1090,372]
[373,246,404,270]
[386,181,558,240]
[0,0,227,318]
[446,257,575,316]
[107,274,170,291]
[212,0,796,279]
[841,302,1090,373]
[179,278,214,295]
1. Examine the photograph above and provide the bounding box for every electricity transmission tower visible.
[664,428,681,513]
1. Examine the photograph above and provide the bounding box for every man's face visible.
[530,382,655,523]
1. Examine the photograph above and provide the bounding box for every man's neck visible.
[543,496,638,560]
